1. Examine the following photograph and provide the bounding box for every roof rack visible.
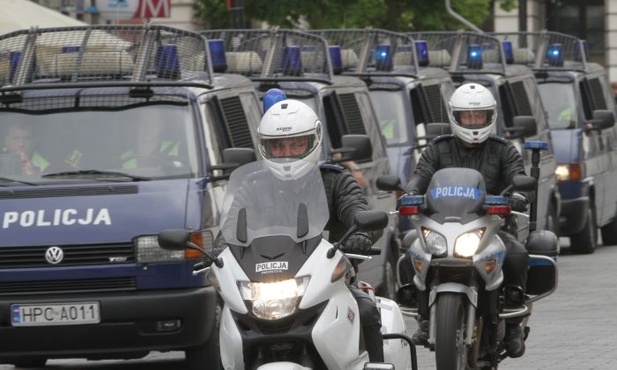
[408,30,507,75]
[0,24,214,95]
[200,28,333,84]
[311,28,420,77]
[490,30,589,72]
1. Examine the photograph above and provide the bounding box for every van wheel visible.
[600,215,617,246]
[546,201,559,238]
[185,304,221,370]
[570,205,597,254]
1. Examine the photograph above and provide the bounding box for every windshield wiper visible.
[42,170,151,181]
[0,176,39,186]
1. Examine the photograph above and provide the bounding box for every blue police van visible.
[0,25,262,368]
[200,28,400,300]
[492,31,617,254]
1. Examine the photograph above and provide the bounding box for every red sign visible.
[135,0,171,18]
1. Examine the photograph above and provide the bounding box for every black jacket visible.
[406,135,526,195]
[321,164,382,243]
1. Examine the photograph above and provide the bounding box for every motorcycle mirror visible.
[158,229,191,251]
[354,210,389,232]
[511,175,536,192]
[376,175,402,192]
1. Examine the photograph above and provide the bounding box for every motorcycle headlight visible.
[454,228,485,258]
[238,276,310,320]
[421,227,447,256]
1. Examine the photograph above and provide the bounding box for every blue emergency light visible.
[524,140,549,151]
[263,88,287,113]
[281,45,303,76]
[546,43,563,67]
[329,45,343,74]
[374,44,393,71]
[502,40,514,64]
[155,44,181,79]
[9,51,21,82]
[61,45,80,53]
[414,40,429,67]
[467,44,483,69]
[208,39,227,73]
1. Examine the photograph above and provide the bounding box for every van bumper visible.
[559,196,589,236]
[0,286,216,359]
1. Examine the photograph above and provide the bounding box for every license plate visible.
[11,302,100,327]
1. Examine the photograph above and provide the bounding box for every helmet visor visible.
[261,135,316,159]
[452,109,495,129]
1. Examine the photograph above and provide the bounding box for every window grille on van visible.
[219,95,253,148]
[424,84,448,122]
[510,81,532,116]
[338,93,366,135]
[588,78,607,110]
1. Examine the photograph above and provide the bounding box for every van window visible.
[370,89,408,145]
[538,83,578,129]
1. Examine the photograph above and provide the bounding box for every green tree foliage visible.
[194,0,518,31]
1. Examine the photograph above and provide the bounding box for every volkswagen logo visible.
[45,246,64,265]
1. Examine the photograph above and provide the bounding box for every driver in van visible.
[2,122,49,175]
[404,83,529,358]
[216,99,385,362]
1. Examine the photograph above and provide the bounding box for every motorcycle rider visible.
[404,82,529,358]
[217,98,385,362]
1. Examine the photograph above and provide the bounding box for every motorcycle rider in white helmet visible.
[217,98,385,362]
[404,83,529,358]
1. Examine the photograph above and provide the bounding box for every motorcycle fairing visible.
[424,168,486,224]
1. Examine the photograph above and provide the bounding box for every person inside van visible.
[2,122,49,175]
[121,120,181,169]
[405,83,529,358]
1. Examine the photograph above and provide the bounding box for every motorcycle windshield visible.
[220,159,329,246]
[425,168,486,224]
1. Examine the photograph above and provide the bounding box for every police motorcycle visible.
[377,142,559,370]
[157,158,417,370]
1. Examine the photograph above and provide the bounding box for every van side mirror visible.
[506,116,537,139]
[331,134,372,163]
[589,109,615,130]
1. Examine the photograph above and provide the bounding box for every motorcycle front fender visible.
[428,282,478,308]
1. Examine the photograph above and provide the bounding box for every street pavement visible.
[3,239,617,369]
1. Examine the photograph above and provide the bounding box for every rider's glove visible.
[509,192,528,212]
[343,232,373,254]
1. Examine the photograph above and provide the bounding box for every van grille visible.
[0,243,135,268]
[0,277,136,296]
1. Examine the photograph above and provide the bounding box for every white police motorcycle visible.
[378,147,559,370]
[158,159,417,370]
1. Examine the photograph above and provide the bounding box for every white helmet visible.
[448,83,497,145]
[257,99,323,180]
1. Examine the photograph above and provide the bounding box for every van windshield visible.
[538,82,578,130]
[370,90,408,145]
[0,104,199,180]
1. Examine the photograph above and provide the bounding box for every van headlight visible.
[238,276,310,320]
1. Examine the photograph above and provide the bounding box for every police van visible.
[201,28,399,299]
[411,30,562,239]
[492,31,617,254]
[0,25,262,368]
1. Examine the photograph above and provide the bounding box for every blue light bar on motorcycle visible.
[415,40,429,67]
[155,44,181,79]
[546,43,564,67]
[374,44,393,71]
[484,195,509,205]
[281,45,303,76]
[467,44,483,69]
[329,45,343,74]
[398,194,424,216]
[208,39,227,73]
[263,88,287,113]
[524,140,549,151]
[502,40,514,64]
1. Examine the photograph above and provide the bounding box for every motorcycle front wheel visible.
[435,293,468,370]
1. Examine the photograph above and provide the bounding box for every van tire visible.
[12,358,47,368]
[600,215,617,246]
[570,206,597,254]
[185,303,221,370]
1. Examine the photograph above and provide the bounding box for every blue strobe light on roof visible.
[502,40,514,64]
[281,45,303,76]
[329,45,343,75]
[208,39,227,73]
[155,44,181,79]
[467,44,483,69]
[546,43,564,67]
[415,40,429,67]
[375,44,393,71]
[263,88,287,113]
